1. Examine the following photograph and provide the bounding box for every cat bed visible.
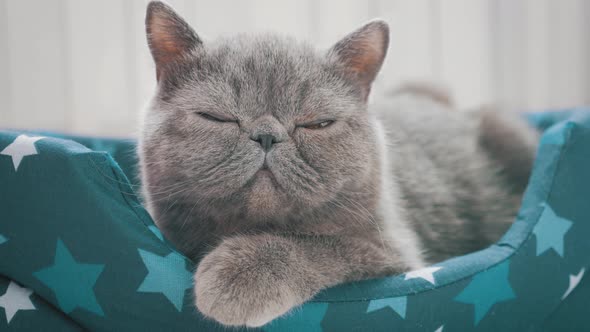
[1,109,589,331]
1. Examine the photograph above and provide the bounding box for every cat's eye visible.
[196,112,236,123]
[300,120,335,130]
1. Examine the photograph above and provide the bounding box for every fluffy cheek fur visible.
[292,118,376,192]
[143,109,266,200]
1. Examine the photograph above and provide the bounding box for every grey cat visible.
[139,1,538,327]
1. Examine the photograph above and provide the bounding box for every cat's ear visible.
[328,20,389,100]
[146,1,202,81]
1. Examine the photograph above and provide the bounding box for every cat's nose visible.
[251,133,278,152]
[250,115,287,151]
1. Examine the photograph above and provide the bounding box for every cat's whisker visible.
[177,192,204,233]
[339,194,390,254]
[148,182,195,198]
[326,199,372,233]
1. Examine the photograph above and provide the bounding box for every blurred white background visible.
[0,0,589,136]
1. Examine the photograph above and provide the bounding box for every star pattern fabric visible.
[0,109,589,330]
[148,225,165,242]
[562,268,585,300]
[34,239,104,315]
[455,260,515,325]
[366,296,407,319]
[0,234,7,245]
[533,204,573,257]
[137,249,192,311]
[0,135,44,171]
[0,281,36,324]
[404,266,442,285]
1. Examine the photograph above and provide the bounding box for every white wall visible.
[0,0,589,136]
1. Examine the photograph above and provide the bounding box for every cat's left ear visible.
[146,1,202,81]
[328,20,389,100]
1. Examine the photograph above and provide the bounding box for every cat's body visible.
[375,93,536,263]
[139,1,538,327]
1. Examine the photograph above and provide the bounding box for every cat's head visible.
[140,1,388,225]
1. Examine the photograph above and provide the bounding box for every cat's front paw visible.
[194,236,306,327]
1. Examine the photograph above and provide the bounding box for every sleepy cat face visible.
[140,1,389,223]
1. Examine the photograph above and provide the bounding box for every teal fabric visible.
[0,109,589,331]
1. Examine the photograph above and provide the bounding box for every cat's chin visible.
[244,170,291,220]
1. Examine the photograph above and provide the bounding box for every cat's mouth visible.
[253,163,282,189]
[256,166,275,179]
[256,168,272,177]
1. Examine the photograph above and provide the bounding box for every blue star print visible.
[455,260,515,325]
[366,296,407,319]
[34,239,104,315]
[148,225,165,241]
[533,204,573,257]
[137,249,192,311]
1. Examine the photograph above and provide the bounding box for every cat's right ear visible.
[146,1,202,81]
[328,20,389,101]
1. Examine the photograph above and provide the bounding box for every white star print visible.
[404,266,443,285]
[562,268,585,300]
[434,325,444,332]
[0,281,36,324]
[0,135,45,171]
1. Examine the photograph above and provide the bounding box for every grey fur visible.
[139,1,538,327]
